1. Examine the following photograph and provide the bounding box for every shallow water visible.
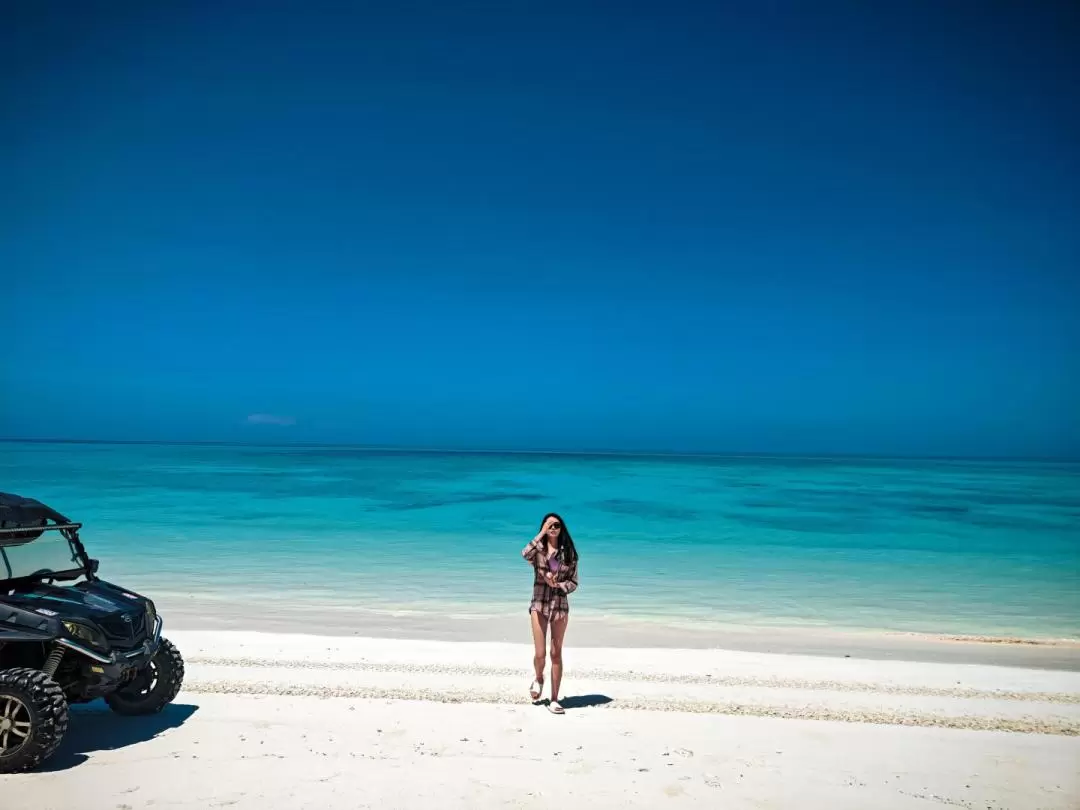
[2,442,1077,638]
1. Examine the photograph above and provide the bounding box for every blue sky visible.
[2,1,1078,457]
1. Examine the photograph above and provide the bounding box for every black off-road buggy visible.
[0,493,184,773]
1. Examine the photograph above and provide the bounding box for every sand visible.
[3,629,1079,809]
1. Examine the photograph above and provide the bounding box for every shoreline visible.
[151,589,1080,646]
[156,594,1080,672]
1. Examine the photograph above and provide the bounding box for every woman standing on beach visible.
[522,513,579,714]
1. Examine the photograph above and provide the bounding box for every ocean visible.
[2,441,1078,640]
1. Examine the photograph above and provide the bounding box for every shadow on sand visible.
[558,694,613,710]
[37,701,198,772]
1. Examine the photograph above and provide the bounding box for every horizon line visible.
[1,437,1076,465]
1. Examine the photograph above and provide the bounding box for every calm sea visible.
[2,441,1077,639]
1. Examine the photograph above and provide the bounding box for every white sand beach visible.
[3,629,1079,809]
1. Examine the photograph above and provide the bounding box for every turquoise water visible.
[2,441,1078,638]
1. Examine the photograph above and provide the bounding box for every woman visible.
[521,513,579,714]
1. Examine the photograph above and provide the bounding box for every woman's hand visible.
[546,572,567,591]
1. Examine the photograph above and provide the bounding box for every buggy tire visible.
[105,638,185,717]
[0,667,69,774]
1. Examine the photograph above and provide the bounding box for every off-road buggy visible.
[0,492,184,773]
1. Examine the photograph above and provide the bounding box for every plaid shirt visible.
[522,537,579,620]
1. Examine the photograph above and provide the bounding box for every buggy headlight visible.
[145,600,157,630]
[63,621,108,650]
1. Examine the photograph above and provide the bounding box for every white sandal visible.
[529,679,544,701]
[548,700,564,715]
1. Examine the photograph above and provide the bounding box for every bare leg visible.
[549,615,569,707]
[529,611,549,700]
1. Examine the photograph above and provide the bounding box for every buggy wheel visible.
[105,638,185,716]
[0,668,69,774]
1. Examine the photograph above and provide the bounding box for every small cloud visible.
[246,413,297,427]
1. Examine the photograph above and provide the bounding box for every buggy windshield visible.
[0,530,84,581]
[0,493,85,581]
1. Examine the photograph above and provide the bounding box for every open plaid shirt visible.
[522,537,579,620]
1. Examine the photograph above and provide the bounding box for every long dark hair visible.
[540,512,578,567]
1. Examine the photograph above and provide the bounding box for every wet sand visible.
[158,594,1080,671]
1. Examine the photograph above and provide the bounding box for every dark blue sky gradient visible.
[3,2,1078,456]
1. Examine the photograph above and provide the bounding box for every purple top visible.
[548,556,561,573]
